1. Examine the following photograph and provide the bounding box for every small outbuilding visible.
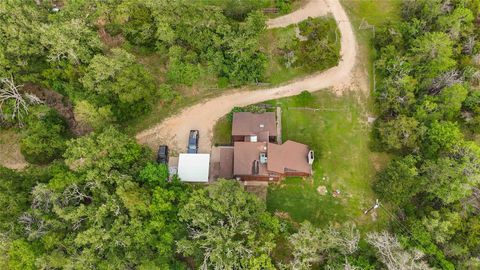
[178,153,210,182]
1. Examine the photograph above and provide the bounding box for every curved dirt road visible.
[136,0,357,153]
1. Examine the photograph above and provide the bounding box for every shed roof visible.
[178,154,210,182]
[219,147,234,179]
[232,112,277,137]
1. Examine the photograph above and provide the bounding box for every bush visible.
[139,162,169,187]
[296,17,341,71]
[226,104,268,122]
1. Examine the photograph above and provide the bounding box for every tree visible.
[411,32,456,81]
[0,77,42,126]
[0,2,45,74]
[138,162,169,187]
[366,231,432,270]
[376,115,421,152]
[288,221,360,269]
[20,107,68,164]
[421,210,461,244]
[177,179,279,269]
[434,83,468,120]
[421,143,480,203]
[39,18,103,65]
[112,1,156,46]
[63,126,150,174]
[73,100,114,132]
[81,48,158,121]
[437,7,474,40]
[296,17,341,72]
[422,121,463,158]
[16,130,190,269]
[374,155,420,206]
[375,75,417,116]
[7,240,36,270]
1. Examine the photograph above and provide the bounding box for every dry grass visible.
[0,129,28,170]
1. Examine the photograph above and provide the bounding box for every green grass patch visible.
[261,16,340,85]
[212,116,232,146]
[266,90,390,230]
[260,25,310,84]
[341,0,402,91]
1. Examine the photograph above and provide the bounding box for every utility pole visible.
[364,199,380,215]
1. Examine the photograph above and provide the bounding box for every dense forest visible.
[373,0,480,268]
[0,0,479,269]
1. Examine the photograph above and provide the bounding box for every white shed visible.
[178,154,210,182]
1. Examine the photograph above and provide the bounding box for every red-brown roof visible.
[233,142,269,176]
[233,140,312,177]
[219,147,234,179]
[232,112,277,137]
[267,141,311,175]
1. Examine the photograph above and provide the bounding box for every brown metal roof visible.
[233,140,311,177]
[219,147,234,179]
[267,140,311,175]
[232,112,277,138]
[233,142,269,176]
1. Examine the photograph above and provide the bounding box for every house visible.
[232,112,277,143]
[219,112,313,182]
[178,153,210,182]
[230,140,313,181]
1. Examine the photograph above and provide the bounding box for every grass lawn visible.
[266,90,390,230]
[260,16,340,85]
[265,0,403,230]
[212,116,232,146]
[341,0,402,88]
[260,25,310,85]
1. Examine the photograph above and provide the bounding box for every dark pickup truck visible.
[187,130,199,153]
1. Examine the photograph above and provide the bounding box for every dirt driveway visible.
[136,0,357,153]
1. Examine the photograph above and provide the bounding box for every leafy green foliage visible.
[373,0,480,267]
[81,48,158,121]
[139,162,169,187]
[64,126,149,174]
[39,18,103,65]
[5,128,191,269]
[374,155,419,206]
[177,180,280,269]
[7,240,36,270]
[287,221,360,269]
[376,115,421,152]
[296,17,340,71]
[20,107,68,164]
[0,2,45,76]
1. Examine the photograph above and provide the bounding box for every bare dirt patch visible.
[22,83,89,136]
[0,130,28,170]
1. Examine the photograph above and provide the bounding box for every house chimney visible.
[252,160,259,175]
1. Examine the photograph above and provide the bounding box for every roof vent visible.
[259,124,265,128]
[260,153,268,164]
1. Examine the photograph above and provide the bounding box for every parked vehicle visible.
[187,130,199,153]
[157,145,169,164]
